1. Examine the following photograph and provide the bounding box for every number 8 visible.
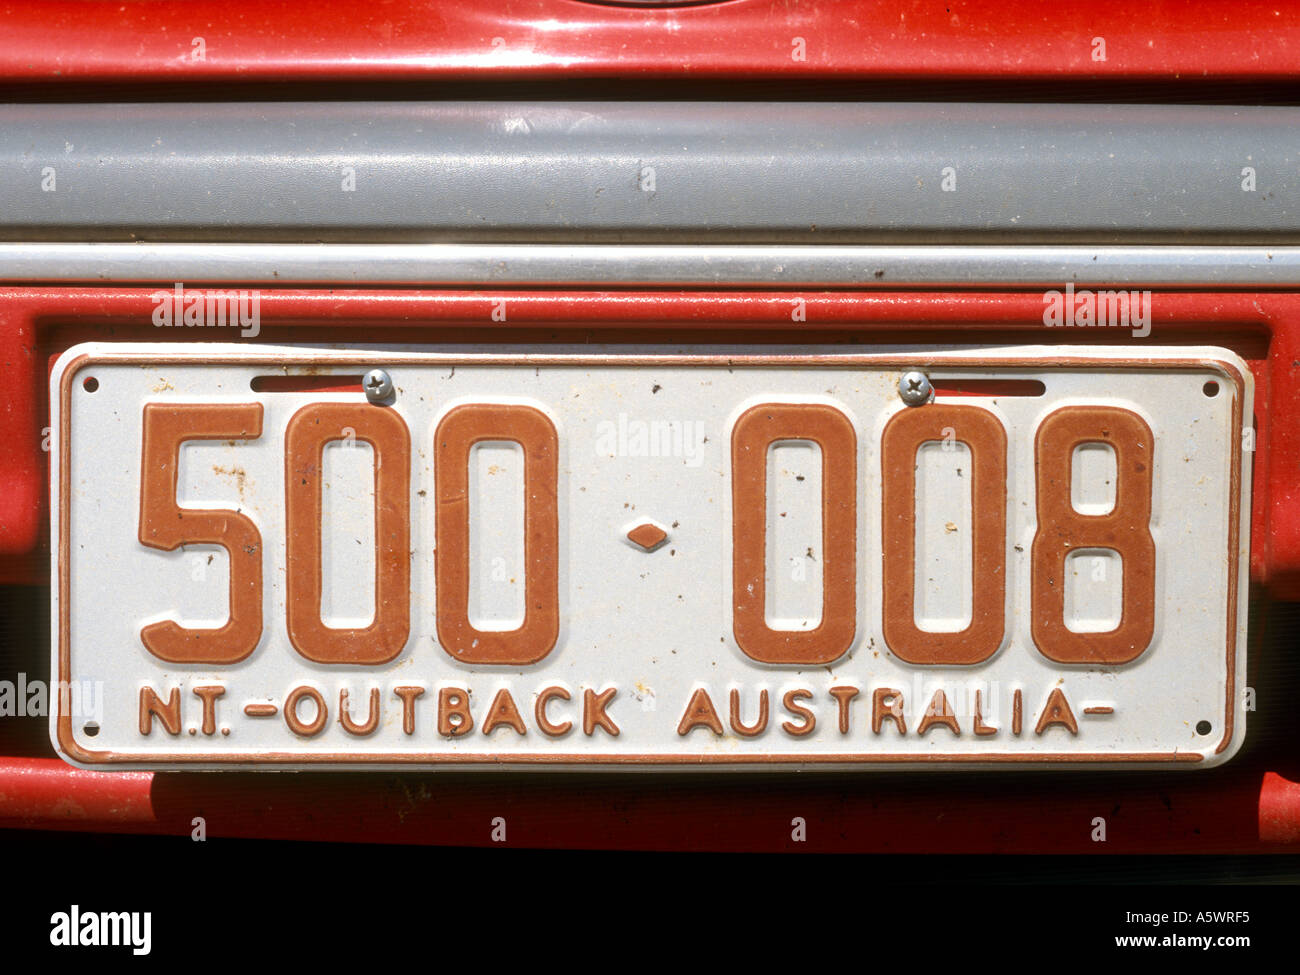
[1030,406,1156,665]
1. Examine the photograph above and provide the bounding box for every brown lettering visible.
[284,685,328,737]
[393,685,425,735]
[339,687,381,736]
[781,689,816,737]
[438,687,474,737]
[729,688,769,737]
[1034,687,1080,735]
[917,690,960,736]
[535,686,572,737]
[829,685,859,734]
[871,688,906,735]
[483,688,528,735]
[677,687,724,736]
[192,685,224,736]
[138,685,181,736]
[973,689,998,736]
[582,687,619,737]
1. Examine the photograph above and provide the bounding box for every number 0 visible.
[434,404,560,665]
[731,403,857,665]
[881,404,1008,665]
[285,402,412,665]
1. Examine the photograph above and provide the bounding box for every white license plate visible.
[50,343,1252,769]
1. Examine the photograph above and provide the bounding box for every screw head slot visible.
[898,371,933,407]
[363,368,394,403]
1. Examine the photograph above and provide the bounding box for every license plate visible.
[51,343,1252,769]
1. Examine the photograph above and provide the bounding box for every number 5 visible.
[138,403,264,663]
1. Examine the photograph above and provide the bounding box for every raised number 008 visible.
[730,401,1155,667]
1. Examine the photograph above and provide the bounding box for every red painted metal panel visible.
[0,1,1297,85]
[0,755,1293,852]
[1260,772,1300,845]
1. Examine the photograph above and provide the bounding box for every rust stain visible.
[212,464,249,503]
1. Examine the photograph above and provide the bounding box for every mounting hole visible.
[82,721,100,737]
[1195,719,1213,736]
[1202,380,1219,397]
[82,376,99,393]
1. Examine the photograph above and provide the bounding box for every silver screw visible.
[898,370,932,406]
[363,368,393,403]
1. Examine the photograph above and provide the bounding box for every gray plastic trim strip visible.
[1,242,1298,286]
[1,102,1297,240]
